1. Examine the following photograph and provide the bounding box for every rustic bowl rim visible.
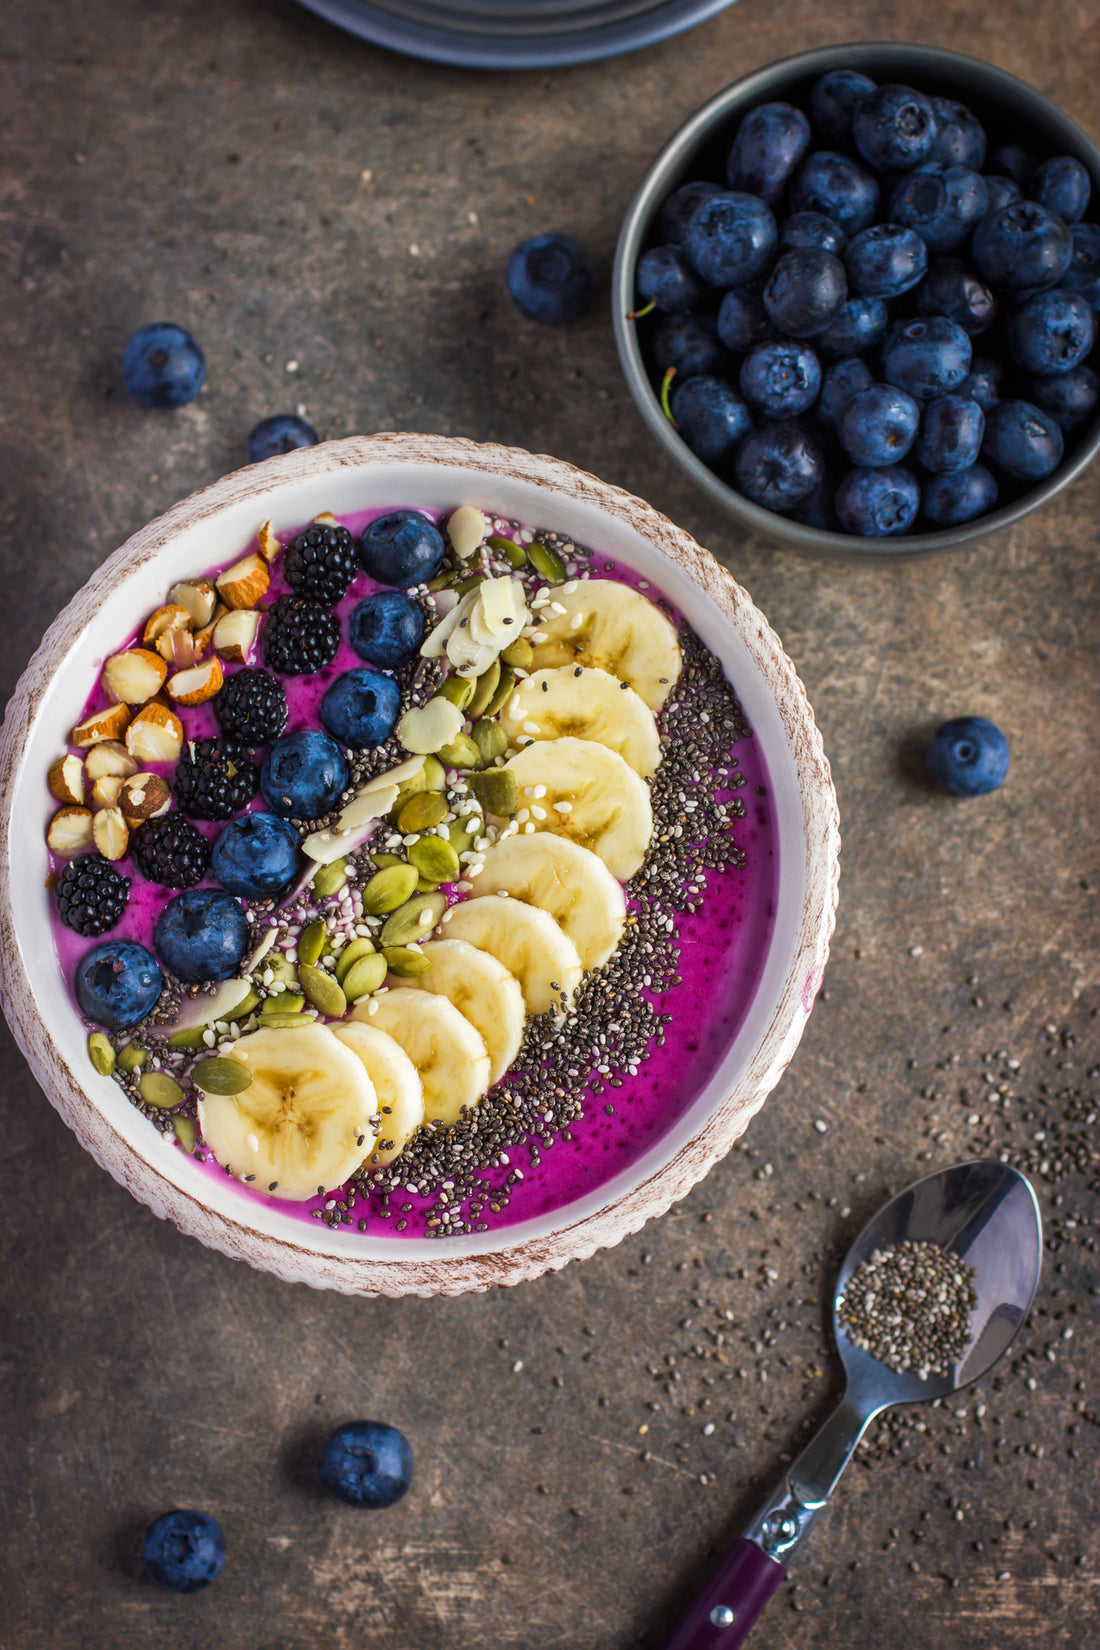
[0,432,840,1296]
[612,41,1100,560]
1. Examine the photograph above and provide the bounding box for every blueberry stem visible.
[660,367,679,427]
[627,299,657,321]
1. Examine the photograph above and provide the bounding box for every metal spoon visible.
[661,1158,1042,1650]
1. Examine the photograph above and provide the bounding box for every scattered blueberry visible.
[789,151,879,235]
[914,260,996,335]
[318,1421,414,1509]
[838,383,920,467]
[762,248,847,338]
[834,465,920,535]
[358,510,446,588]
[779,212,848,255]
[922,463,999,525]
[635,245,705,313]
[153,889,252,983]
[349,591,425,669]
[247,414,319,464]
[957,355,1004,410]
[818,357,874,431]
[656,180,724,245]
[684,192,777,287]
[506,233,596,324]
[75,941,162,1031]
[927,97,987,170]
[141,1510,226,1593]
[982,175,1022,216]
[852,83,937,173]
[122,323,205,410]
[1061,222,1100,310]
[210,814,303,900]
[889,165,989,252]
[814,295,888,358]
[732,423,824,511]
[1007,288,1095,376]
[1023,364,1099,429]
[653,311,730,378]
[916,394,985,473]
[881,317,971,401]
[320,669,402,749]
[844,223,927,299]
[982,398,1064,478]
[1030,155,1091,224]
[972,201,1073,292]
[715,288,771,354]
[726,102,811,204]
[740,339,821,417]
[925,716,1009,797]
[261,730,349,821]
[671,375,753,464]
[808,69,876,147]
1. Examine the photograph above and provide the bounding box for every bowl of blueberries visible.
[613,43,1100,555]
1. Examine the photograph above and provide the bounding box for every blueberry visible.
[989,144,1037,189]
[789,151,879,235]
[75,941,162,1030]
[762,248,847,338]
[653,311,731,378]
[788,481,838,530]
[882,317,971,401]
[982,175,1022,216]
[808,69,876,147]
[683,192,777,287]
[818,357,874,430]
[657,180,724,245]
[852,84,937,173]
[122,323,205,410]
[926,97,987,170]
[779,212,848,255]
[210,815,303,900]
[726,102,811,204]
[671,375,753,464]
[814,295,888,358]
[957,355,1004,410]
[834,465,920,535]
[318,1420,414,1509]
[635,245,706,313]
[349,591,425,669]
[739,339,821,418]
[1023,364,1099,429]
[247,414,319,464]
[925,716,1009,797]
[1060,222,1100,310]
[972,202,1073,293]
[982,398,1064,479]
[838,384,920,467]
[843,223,927,299]
[359,510,446,587]
[889,166,989,252]
[261,730,349,820]
[916,394,985,473]
[320,668,402,749]
[914,260,996,335]
[715,288,771,354]
[141,1510,226,1593]
[506,233,596,324]
[153,888,252,982]
[1030,155,1091,224]
[732,423,824,512]
[922,464,999,525]
[1007,288,1095,376]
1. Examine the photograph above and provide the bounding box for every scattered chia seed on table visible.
[838,1240,977,1381]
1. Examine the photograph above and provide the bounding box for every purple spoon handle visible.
[660,1537,786,1650]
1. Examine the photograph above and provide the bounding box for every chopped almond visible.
[168,578,217,628]
[193,601,227,653]
[156,624,207,669]
[125,702,183,764]
[91,774,125,809]
[257,520,281,563]
[167,656,223,705]
[92,806,129,861]
[143,604,194,645]
[119,771,172,825]
[101,648,168,706]
[216,553,270,610]
[48,754,85,807]
[84,740,138,781]
[72,703,131,748]
[47,806,95,857]
[213,609,261,663]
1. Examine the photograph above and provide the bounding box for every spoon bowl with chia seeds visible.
[662,1158,1041,1649]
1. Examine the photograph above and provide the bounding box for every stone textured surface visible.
[1,3,1098,1647]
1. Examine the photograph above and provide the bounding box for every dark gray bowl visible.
[612,43,1100,559]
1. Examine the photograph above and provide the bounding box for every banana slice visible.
[529,579,682,711]
[403,938,525,1084]
[354,988,490,1125]
[196,1024,377,1201]
[500,665,661,777]
[466,833,626,971]
[332,1021,425,1167]
[442,895,582,1017]
[505,736,653,881]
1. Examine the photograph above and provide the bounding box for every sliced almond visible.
[447,505,489,561]
[213,608,261,663]
[48,753,85,807]
[91,774,125,809]
[92,806,129,861]
[216,553,270,610]
[119,771,172,824]
[168,578,217,628]
[84,740,138,781]
[257,520,281,563]
[47,806,95,856]
[143,604,194,645]
[102,647,168,706]
[126,702,183,764]
[72,703,131,748]
[156,624,207,669]
[167,656,223,705]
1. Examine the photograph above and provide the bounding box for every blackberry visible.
[55,854,130,937]
[214,667,287,748]
[174,738,258,820]
[263,594,341,677]
[132,815,210,888]
[284,522,358,605]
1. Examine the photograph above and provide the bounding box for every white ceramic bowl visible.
[0,434,839,1296]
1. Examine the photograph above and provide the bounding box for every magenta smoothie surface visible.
[49,505,777,1238]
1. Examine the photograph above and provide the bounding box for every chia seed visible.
[838,1241,977,1381]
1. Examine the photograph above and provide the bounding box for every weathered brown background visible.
[2,1,1098,1645]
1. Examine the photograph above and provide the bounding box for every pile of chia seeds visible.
[837,1240,977,1380]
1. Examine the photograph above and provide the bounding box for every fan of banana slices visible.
[196,579,683,1201]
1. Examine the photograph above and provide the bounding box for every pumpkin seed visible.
[427,570,459,591]
[298,963,347,1019]
[454,571,487,598]
[364,862,420,915]
[422,755,447,790]
[370,851,406,869]
[342,952,389,1000]
[172,1113,197,1153]
[487,534,528,568]
[335,936,376,984]
[465,659,501,720]
[168,1026,209,1050]
[408,835,461,884]
[482,664,517,719]
[88,1032,116,1077]
[298,919,327,968]
[192,1056,253,1095]
[528,538,566,582]
[140,1072,184,1110]
[446,816,480,850]
[312,857,348,898]
[380,890,447,947]
[437,733,483,770]
[397,791,448,834]
[472,718,509,764]
[259,1012,319,1029]
[469,767,519,817]
[501,636,534,670]
[383,945,432,977]
[117,1042,148,1073]
[261,991,305,1016]
[230,986,262,1021]
[434,674,475,711]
